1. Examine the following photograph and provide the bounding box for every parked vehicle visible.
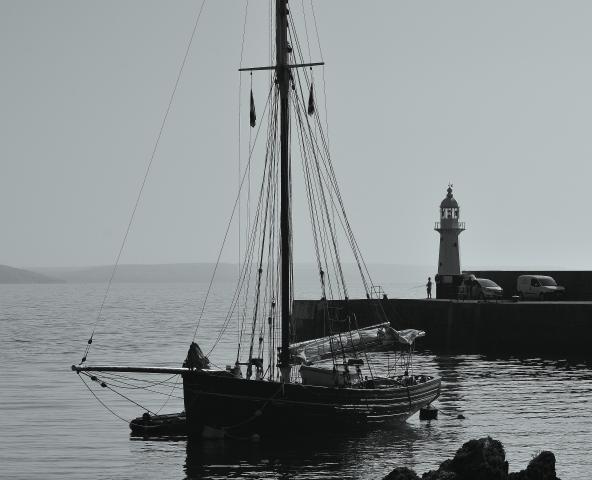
[458,274,503,300]
[517,275,565,300]
[473,278,503,300]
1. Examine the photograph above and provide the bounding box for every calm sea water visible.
[1,282,591,479]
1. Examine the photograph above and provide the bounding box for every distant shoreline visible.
[0,265,63,284]
[4,262,432,285]
[3,262,584,285]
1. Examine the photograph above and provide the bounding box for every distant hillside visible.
[0,265,63,284]
[32,263,433,287]
[34,263,238,283]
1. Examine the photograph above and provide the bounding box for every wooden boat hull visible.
[182,371,440,437]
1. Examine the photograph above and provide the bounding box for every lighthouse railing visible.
[434,221,465,230]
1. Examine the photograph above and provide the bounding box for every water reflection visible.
[184,423,433,480]
[432,354,467,414]
[185,427,400,479]
[185,436,343,479]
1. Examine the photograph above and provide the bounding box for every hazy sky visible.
[2,1,592,270]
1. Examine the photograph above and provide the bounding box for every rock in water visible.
[508,450,560,480]
[527,451,558,480]
[382,437,560,480]
[450,436,508,480]
[422,436,507,480]
[383,467,420,480]
[421,470,458,480]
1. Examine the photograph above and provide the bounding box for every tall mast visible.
[276,0,292,382]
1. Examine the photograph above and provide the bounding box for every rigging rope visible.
[290,14,372,297]
[288,12,401,367]
[95,372,179,389]
[289,59,350,298]
[210,3,394,378]
[80,0,208,364]
[78,371,185,425]
[79,374,131,424]
[308,1,332,151]
[194,84,274,343]
[237,0,250,363]
[301,0,313,63]
[236,90,279,361]
[155,374,182,414]
[213,92,279,359]
[83,372,158,415]
[246,72,254,346]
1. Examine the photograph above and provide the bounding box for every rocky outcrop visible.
[508,451,558,480]
[383,437,561,480]
[383,467,420,480]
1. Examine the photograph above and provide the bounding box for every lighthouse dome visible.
[440,186,458,208]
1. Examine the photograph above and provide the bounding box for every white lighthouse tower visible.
[434,184,465,298]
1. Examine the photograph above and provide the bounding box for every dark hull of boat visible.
[182,371,440,437]
[129,412,187,437]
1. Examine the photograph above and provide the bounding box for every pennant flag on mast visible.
[307,83,315,116]
[249,89,256,128]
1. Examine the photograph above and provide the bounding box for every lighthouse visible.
[434,184,465,299]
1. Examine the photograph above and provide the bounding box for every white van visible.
[516,275,565,301]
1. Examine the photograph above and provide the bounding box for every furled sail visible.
[391,328,425,346]
[289,323,425,365]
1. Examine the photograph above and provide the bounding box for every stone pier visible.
[292,298,592,356]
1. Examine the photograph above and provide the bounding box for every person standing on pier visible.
[426,277,433,299]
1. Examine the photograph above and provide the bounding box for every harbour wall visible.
[292,298,592,356]
[468,270,592,300]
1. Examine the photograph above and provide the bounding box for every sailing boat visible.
[73,1,440,437]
